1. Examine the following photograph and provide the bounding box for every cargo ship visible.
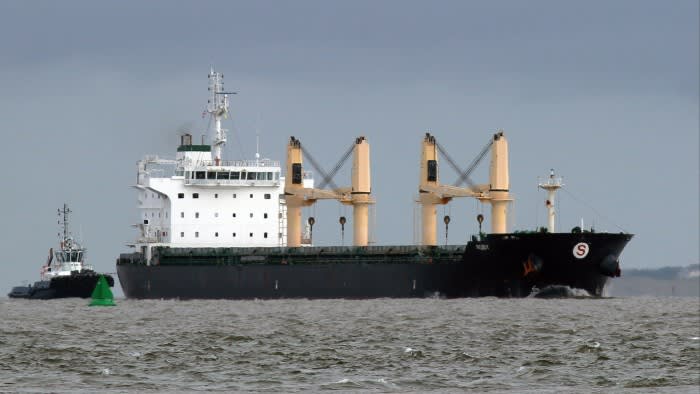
[9,204,115,299]
[116,69,632,299]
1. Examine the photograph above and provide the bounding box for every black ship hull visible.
[117,233,632,299]
[8,272,115,300]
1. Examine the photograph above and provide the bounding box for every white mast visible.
[207,68,232,164]
[538,169,563,233]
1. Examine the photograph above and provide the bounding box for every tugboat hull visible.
[8,272,115,299]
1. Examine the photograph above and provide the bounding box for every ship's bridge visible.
[179,159,282,187]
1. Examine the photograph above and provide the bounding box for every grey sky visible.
[1,0,697,296]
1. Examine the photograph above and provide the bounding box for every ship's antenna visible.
[538,169,563,233]
[58,203,71,241]
[206,68,236,164]
[255,129,260,160]
[255,112,262,161]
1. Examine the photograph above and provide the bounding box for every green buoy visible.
[89,275,115,306]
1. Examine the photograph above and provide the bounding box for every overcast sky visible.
[1,0,697,296]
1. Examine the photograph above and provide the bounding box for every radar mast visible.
[206,68,234,164]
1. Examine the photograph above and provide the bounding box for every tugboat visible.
[8,204,114,299]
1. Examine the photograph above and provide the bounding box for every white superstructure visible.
[132,69,313,262]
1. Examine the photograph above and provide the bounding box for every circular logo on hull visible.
[573,242,590,259]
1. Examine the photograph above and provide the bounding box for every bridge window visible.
[192,193,199,199]
[247,172,256,180]
[178,193,184,199]
[207,171,216,179]
[267,172,273,180]
[217,172,229,180]
[264,193,271,199]
[257,172,265,180]
[231,172,240,180]
[195,171,205,179]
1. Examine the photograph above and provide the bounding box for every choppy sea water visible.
[1,296,698,393]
